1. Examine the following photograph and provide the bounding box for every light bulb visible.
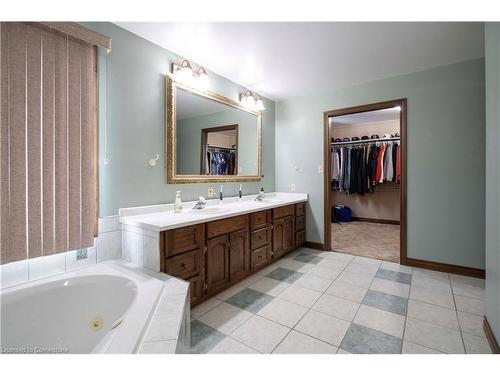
[255,98,265,111]
[198,71,209,89]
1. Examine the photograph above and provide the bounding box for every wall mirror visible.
[166,74,262,183]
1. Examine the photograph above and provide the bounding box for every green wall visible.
[276,58,485,269]
[177,109,258,175]
[485,23,500,341]
[81,23,275,216]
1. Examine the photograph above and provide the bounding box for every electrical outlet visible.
[76,249,88,261]
[207,186,215,198]
[238,166,242,173]
[291,183,296,192]
[318,164,323,173]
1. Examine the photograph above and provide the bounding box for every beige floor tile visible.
[294,273,333,292]
[450,275,485,300]
[407,299,459,330]
[326,252,355,263]
[257,298,308,328]
[208,337,259,354]
[404,317,464,353]
[272,330,338,354]
[318,256,350,271]
[344,262,380,276]
[402,341,442,354]
[409,285,455,309]
[336,349,352,354]
[230,315,290,353]
[191,298,222,320]
[411,273,452,293]
[295,310,350,346]
[236,273,263,288]
[248,277,290,297]
[353,304,405,338]
[370,278,410,298]
[306,265,341,280]
[312,294,360,322]
[325,280,368,303]
[353,256,383,266]
[278,284,323,307]
[336,270,374,288]
[457,311,485,337]
[454,295,485,316]
[198,302,253,335]
[462,333,492,354]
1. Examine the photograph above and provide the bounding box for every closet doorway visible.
[323,99,407,264]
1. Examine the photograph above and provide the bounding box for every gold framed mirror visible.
[165,74,262,184]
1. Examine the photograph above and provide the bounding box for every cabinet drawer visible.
[273,205,295,220]
[164,224,204,257]
[296,229,306,248]
[251,227,272,250]
[187,274,204,305]
[207,214,248,239]
[250,245,271,270]
[250,210,272,230]
[296,215,305,231]
[296,202,306,217]
[165,249,202,280]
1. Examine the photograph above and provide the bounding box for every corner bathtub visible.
[1,262,164,354]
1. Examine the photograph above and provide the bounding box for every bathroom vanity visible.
[119,192,308,306]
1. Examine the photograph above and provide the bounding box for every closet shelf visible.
[331,137,400,146]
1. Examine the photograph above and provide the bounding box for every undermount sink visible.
[254,198,283,204]
[190,206,231,215]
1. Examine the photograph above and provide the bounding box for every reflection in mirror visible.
[175,87,258,177]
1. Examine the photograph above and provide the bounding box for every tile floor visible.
[331,221,400,262]
[189,247,491,354]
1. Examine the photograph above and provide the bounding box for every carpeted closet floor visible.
[331,221,400,262]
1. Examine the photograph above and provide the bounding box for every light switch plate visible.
[208,186,215,198]
[318,164,324,173]
[291,183,296,192]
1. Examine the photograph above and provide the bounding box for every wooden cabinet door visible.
[206,234,230,294]
[229,228,249,281]
[284,216,296,253]
[272,218,285,259]
[187,274,204,305]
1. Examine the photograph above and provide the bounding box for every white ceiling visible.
[330,107,401,126]
[116,22,484,101]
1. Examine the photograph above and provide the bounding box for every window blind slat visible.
[80,43,95,249]
[41,29,55,255]
[27,24,42,259]
[53,31,69,253]
[7,23,28,263]
[0,24,11,262]
[67,37,82,251]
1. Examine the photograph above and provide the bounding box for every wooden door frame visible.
[323,98,408,265]
[200,124,239,175]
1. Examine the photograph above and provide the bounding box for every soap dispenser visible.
[174,191,183,213]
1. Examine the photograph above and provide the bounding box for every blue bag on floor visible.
[334,205,352,222]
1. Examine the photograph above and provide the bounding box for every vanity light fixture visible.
[171,59,209,89]
[240,90,265,111]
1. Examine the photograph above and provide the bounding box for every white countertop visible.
[119,192,308,232]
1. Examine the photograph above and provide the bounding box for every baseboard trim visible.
[484,316,500,354]
[303,241,326,251]
[351,217,400,225]
[406,257,485,279]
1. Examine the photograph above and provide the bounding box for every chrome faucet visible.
[255,187,265,201]
[192,196,207,209]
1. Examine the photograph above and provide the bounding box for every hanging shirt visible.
[385,143,394,181]
[332,149,340,180]
[396,143,401,183]
[376,144,386,183]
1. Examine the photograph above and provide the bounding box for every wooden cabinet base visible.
[161,203,307,306]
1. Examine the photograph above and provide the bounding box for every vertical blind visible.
[0,22,104,264]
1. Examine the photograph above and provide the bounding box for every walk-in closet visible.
[325,102,405,263]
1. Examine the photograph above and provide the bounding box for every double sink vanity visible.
[120,192,308,306]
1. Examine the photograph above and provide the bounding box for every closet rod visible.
[331,137,400,146]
